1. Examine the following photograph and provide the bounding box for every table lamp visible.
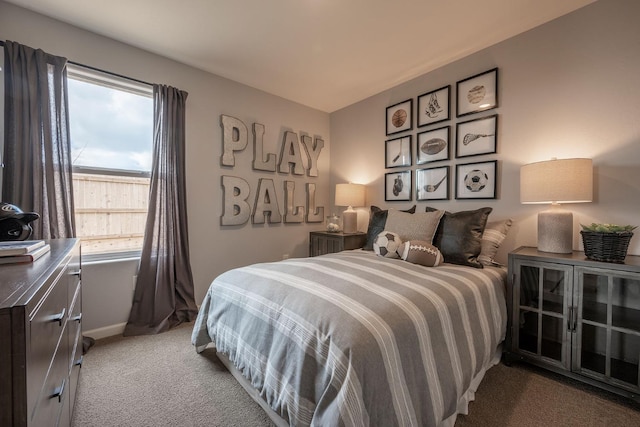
[520,158,593,253]
[335,183,365,234]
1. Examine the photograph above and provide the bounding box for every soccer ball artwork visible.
[373,231,403,258]
[464,169,488,192]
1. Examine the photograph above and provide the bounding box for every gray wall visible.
[330,0,640,263]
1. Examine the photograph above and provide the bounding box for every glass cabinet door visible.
[515,261,573,368]
[575,267,640,393]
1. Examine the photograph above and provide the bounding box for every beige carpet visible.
[71,322,640,426]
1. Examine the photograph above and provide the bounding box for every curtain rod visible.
[1,39,153,87]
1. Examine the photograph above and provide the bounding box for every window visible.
[67,65,153,257]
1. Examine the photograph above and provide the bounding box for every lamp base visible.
[538,207,573,253]
[342,209,357,234]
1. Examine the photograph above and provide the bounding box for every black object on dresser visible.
[507,246,640,402]
[0,239,82,426]
[309,231,367,257]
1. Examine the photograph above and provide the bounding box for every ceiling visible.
[6,0,595,112]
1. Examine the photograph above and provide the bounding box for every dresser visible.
[507,246,640,402]
[309,231,367,257]
[0,239,82,427]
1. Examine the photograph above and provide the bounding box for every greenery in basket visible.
[580,223,637,233]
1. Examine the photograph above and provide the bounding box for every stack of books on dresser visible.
[0,240,50,265]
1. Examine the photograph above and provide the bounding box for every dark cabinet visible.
[0,239,82,426]
[309,231,367,257]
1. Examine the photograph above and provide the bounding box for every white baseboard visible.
[83,322,127,340]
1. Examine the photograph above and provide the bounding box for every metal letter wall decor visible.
[219,114,324,227]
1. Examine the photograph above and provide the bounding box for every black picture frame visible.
[385,170,412,201]
[455,160,497,200]
[416,166,450,201]
[456,68,498,117]
[417,85,450,127]
[385,99,413,135]
[455,114,498,158]
[416,126,450,164]
[385,135,412,168]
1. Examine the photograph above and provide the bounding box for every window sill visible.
[82,250,141,265]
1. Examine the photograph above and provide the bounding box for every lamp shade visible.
[335,183,365,207]
[520,158,593,204]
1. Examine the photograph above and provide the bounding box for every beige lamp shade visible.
[335,183,365,234]
[335,183,365,207]
[520,158,593,254]
[520,158,593,204]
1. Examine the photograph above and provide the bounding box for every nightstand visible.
[507,246,640,402]
[309,231,367,257]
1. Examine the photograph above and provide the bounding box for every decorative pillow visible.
[426,206,493,268]
[398,240,444,267]
[478,219,513,266]
[384,209,444,243]
[364,205,416,250]
[373,231,403,258]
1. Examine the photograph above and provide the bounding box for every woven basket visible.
[581,230,633,263]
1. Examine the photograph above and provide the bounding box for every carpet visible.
[71,322,640,426]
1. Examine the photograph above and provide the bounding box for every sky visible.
[68,78,153,172]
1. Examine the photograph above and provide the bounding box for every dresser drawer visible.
[28,272,68,414]
[30,331,69,427]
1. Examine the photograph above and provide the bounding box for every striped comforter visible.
[191,250,507,426]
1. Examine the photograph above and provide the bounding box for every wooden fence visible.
[73,173,149,255]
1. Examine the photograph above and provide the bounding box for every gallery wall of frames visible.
[384,68,499,202]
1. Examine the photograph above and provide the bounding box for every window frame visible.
[67,64,153,261]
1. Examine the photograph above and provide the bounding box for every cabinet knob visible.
[51,308,66,326]
[51,378,66,403]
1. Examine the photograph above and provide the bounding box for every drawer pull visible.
[51,308,66,326]
[71,313,82,323]
[74,355,84,367]
[71,269,82,277]
[51,379,66,403]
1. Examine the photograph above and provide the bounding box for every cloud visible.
[68,78,153,172]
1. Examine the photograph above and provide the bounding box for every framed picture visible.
[416,166,449,201]
[417,85,450,127]
[385,135,412,168]
[456,68,498,117]
[455,114,497,158]
[416,126,450,164]
[386,99,413,135]
[455,160,497,200]
[385,170,412,201]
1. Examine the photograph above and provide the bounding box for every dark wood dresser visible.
[0,239,82,427]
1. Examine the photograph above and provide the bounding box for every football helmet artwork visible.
[0,202,40,241]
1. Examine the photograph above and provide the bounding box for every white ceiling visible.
[6,0,595,112]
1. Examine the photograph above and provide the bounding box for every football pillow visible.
[397,240,444,267]
[373,231,402,258]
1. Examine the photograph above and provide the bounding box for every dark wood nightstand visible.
[309,231,367,257]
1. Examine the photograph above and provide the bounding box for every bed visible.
[191,248,507,426]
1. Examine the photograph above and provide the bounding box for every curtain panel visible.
[124,84,198,336]
[2,40,76,239]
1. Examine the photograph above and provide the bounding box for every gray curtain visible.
[124,84,198,336]
[2,40,75,239]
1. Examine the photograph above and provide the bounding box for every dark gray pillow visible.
[364,205,416,250]
[426,206,492,268]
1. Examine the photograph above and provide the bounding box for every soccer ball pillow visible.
[373,231,403,258]
[397,240,444,267]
